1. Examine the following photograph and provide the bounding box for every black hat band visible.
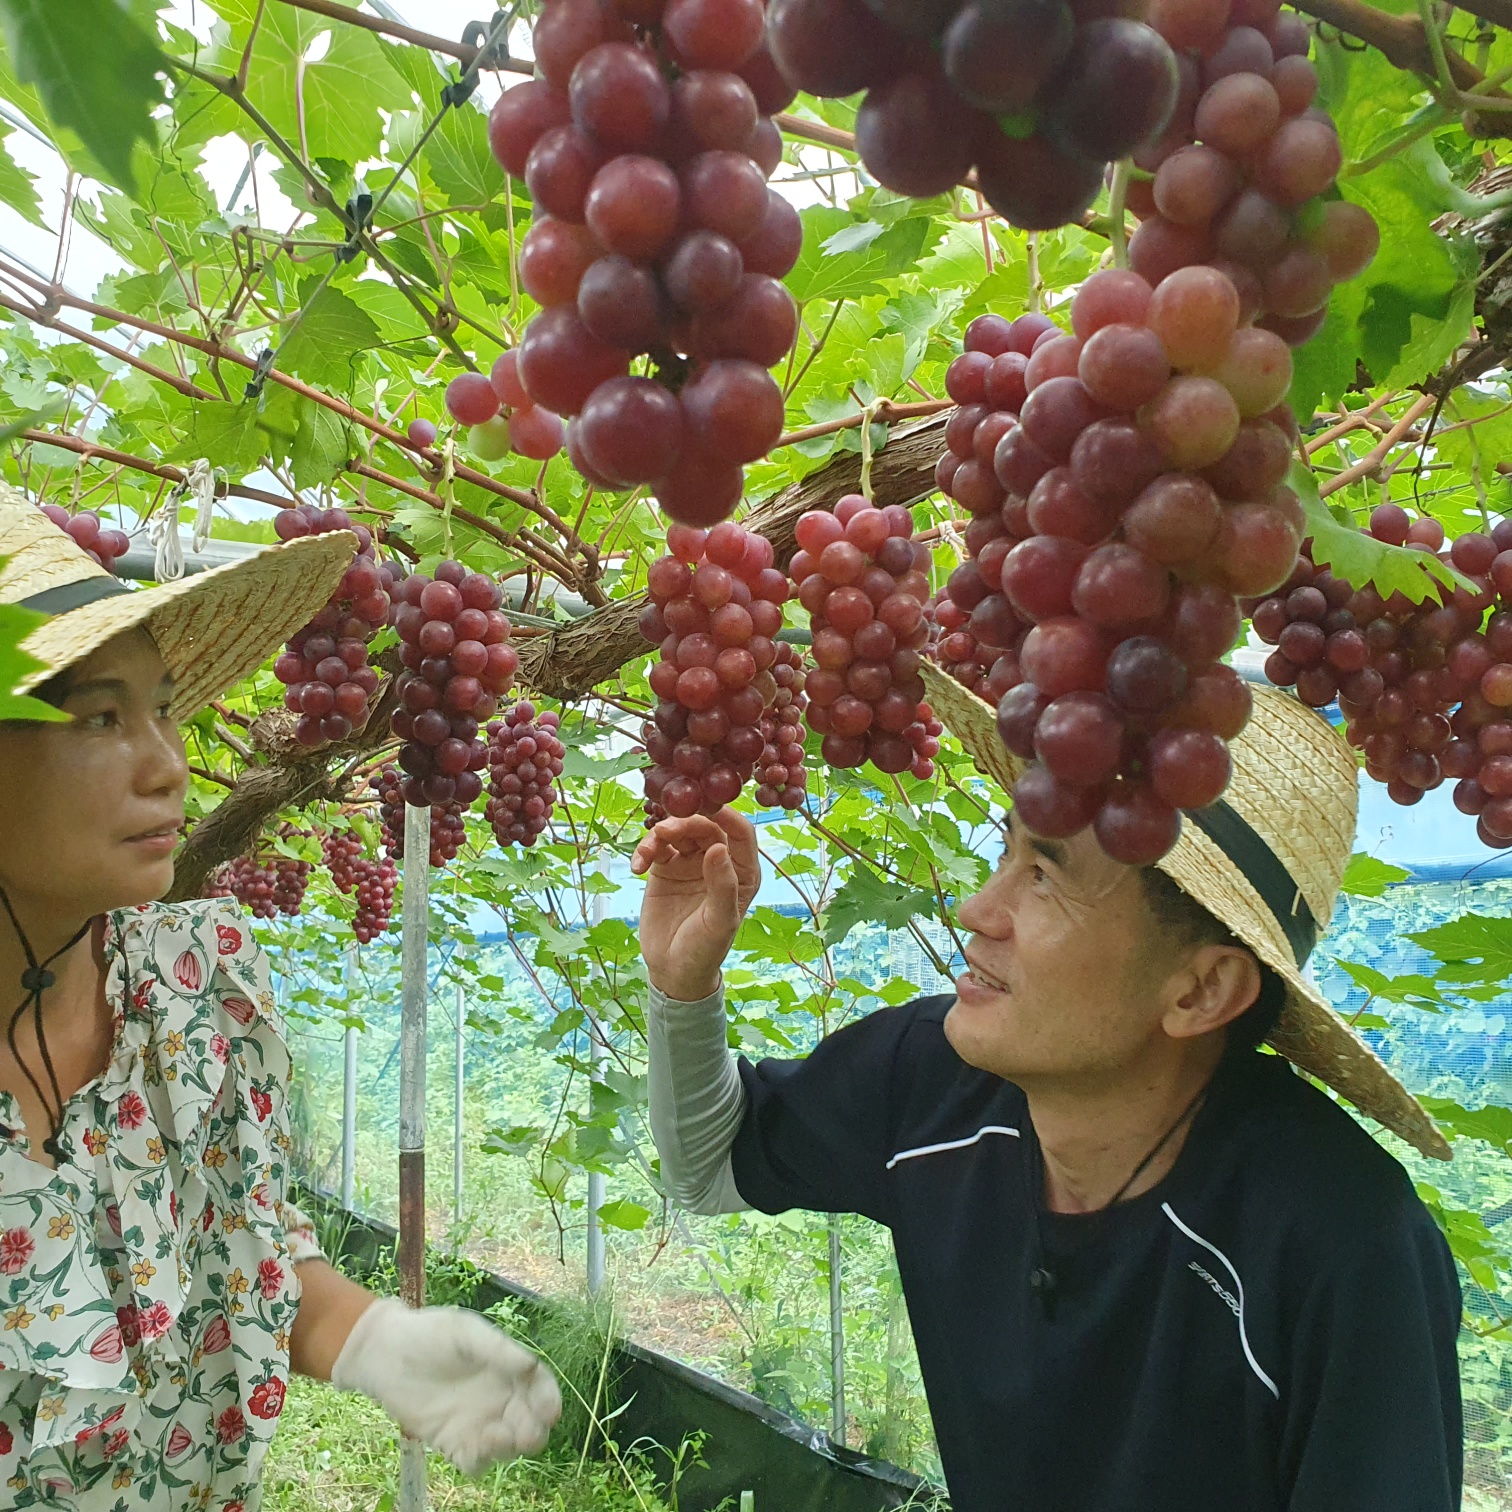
[18,576,133,615]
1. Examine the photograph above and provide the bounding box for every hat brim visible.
[920,661,1450,1162]
[15,532,357,722]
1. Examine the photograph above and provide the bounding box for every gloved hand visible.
[332,1297,562,1474]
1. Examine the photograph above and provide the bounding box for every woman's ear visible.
[1161,945,1262,1043]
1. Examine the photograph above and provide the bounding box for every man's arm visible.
[1279,1202,1462,1511]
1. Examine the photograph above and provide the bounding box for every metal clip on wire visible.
[244,347,275,402]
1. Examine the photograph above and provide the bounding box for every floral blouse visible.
[0,900,323,1511]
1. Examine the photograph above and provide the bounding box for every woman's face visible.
[0,629,188,921]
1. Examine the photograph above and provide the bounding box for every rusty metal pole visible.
[398,802,430,1511]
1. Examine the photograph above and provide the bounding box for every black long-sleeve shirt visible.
[730,995,1464,1512]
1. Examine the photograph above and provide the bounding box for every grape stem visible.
[1318,394,1437,497]
[775,399,951,451]
[1304,390,1402,455]
[1106,161,1132,272]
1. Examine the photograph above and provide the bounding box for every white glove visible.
[332,1297,562,1474]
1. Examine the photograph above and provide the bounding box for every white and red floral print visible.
[0,900,323,1510]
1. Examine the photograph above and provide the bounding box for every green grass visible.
[261,1376,674,1512]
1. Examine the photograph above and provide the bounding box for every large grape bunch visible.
[351,856,399,942]
[322,828,364,894]
[943,260,1315,865]
[792,494,941,779]
[388,562,519,810]
[486,703,566,847]
[370,764,470,868]
[487,0,803,525]
[1127,0,1379,345]
[1247,510,1512,850]
[640,519,793,818]
[272,507,391,748]
[38,503,131,572]
[765,0,1180,231]
[225,855,313,920]
[438,355,567,466]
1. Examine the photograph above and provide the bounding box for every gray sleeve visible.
[646,981,749,1216]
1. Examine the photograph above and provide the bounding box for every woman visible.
[0,493,560,1509]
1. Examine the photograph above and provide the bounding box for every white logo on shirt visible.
[1189,1260,1241,1319]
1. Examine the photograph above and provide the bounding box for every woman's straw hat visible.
[921,660,1449,1162]
[0,486,355,721]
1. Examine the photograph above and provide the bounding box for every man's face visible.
[946,814,1173,1088]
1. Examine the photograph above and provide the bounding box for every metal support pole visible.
[586,885,608,1298]
[828,1214,847,1447]
[399,804,430,1512]
[342,947,358,1212]
[453,980,465,1231]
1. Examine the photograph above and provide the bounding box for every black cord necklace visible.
[0,886,93,1162]
[1027,1081,1211,1321]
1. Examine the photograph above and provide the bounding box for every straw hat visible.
[0,486,356,721]
[920,660,1450,1162]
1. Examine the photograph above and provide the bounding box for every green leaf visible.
[0,127,40,226]
[425,100,505,206]
[1291,459,1465,603]
[1417,1099,1512,1159]
[1409,914,1512,989]
[291,399,355,487]
[596,1198,651,1231]
[821,864,935,947]
[0,588,67,723]
[277,278,384,392]
[1336,960,1446,1011]
[0,0,164,194]
[1340,852,1410,897]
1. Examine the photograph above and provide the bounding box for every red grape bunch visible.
[322,828,365,895]
[388,561,519,810]
[272,507,391,749]
[754,639,811,808]
[351,855,399,943]
[639,518,792,819]
[38,503,131,571]
[791,493,939,778]
[1247,510,1512,848]
[487,0,803,525]
[369,764,471,869]
[486,702,567,848]
[225,855,313,920]
[1126,0,1379,345]
[766,0,1181,231]
[931,308,1057,699]
[441,353,566,465]
[944,259,1310,865]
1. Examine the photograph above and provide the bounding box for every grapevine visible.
[487,0,801,525]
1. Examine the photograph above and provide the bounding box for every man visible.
[632,675,1463,1511]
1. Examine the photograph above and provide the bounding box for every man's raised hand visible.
[632,808,761,1002]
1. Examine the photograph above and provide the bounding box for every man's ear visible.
[1161,945,1262,1044]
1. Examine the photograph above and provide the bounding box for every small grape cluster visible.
[439,352,566,465]
[1128,0,1378,345]
[940,262,1310,865]
[370,764,471,868]
[272,507,391,748]
[754,640,810,809]
[351,856,398,943]
[792,494,938,777]
[225,855,313,919]
[767,0,1179,231]
[1247,509,1512,848]
[486,703,566,848]
[321,828,365,895]
[39,503,130,571]
[640,518,791,818]
[389,562,519,809]
[488,0,802,525]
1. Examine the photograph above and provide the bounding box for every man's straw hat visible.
[921,660,1449,1162]
[0,486,355,721]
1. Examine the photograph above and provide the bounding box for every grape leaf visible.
[0,587,67,723]
[1290,459,1465,603]
[1408,914,1512,988]
[425,100,505,206]
[1417,1098,1512,1158]
[0,126,40,226]
[821,863,936,947]
[0,0,164,194]
[1335,960,1446,1011]
[277,279,383,392]
[1340,852,1410,897]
